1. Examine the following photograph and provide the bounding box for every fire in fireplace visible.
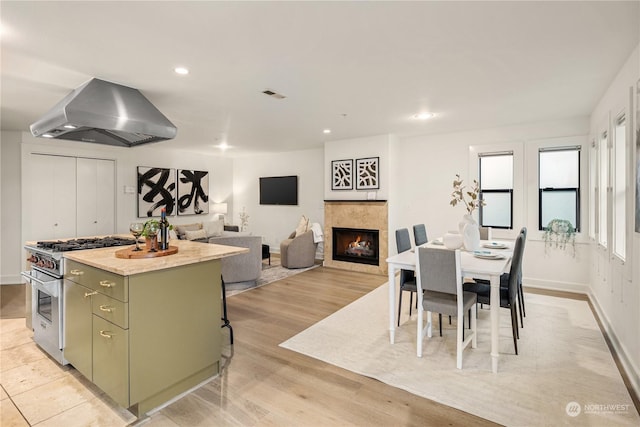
[332,227,379,266]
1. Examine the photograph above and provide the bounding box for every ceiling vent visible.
[262,89,286,100]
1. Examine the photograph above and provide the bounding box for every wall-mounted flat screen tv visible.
[259,175,298,205]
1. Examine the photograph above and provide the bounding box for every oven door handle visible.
[21,270,49,286]
[21,270,61,298]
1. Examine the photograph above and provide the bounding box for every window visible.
[588,140,597,239]
[598,131,609,248]
[613,114,626,259]
[538,147,580,231]
[479,152,513,229]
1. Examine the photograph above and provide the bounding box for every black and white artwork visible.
[356,157,380,190]
[331,159,353,190]
[177,169,209,215]
[137,167,176,217]
[635,78,640,233]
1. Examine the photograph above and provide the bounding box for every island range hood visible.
[30,78,177,147]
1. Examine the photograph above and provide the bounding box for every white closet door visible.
[95,159,115,235]
[76,158,115,237]
[28,154,77,240]
[76,158,96,237]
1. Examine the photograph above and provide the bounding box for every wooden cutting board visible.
[115,246,178,259]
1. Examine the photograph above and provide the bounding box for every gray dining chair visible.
[463,233,525,354]
[415,247,477,369]
[413,224,428,246]
[516,227,527,322]
[395,228,417,326]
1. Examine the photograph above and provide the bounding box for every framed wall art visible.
[356,157,380,190]
[177,169,209,215]
[137,166,176,217]
[331,159,353,190]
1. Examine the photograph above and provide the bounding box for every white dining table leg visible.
[388,264,397,344]
[490,273,500,373]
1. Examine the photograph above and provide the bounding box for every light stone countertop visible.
[62,239,248,276]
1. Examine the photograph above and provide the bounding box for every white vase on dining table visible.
[459,214,480,251]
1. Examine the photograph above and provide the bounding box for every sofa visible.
[173,220,262,284]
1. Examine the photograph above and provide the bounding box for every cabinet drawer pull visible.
[99,330,113,339]
[70,269,84,276]
[84,291,98,298]
[99,305,114,313]
[99,280,115,288]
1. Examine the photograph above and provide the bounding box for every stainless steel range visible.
[22,236,136,364]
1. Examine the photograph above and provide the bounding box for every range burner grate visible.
[37,236,137,252]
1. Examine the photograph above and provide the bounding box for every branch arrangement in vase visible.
[449,174,485,215]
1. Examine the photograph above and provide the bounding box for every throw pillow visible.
[204,219,224,237]
[184,229,208,241]
[174,223,203,239]
[294,215,309,237]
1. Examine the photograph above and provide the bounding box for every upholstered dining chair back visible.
[509,233,526,308]
[417,247,458,298]
[479,226,492,240]
[413,224,428,246]
[396,228,412,253]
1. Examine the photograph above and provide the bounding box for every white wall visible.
[395,117,592,287]
[232,148,324,254]
[324,134,392,201]
[1,131,23,284]
[588,44,639,397]
[1,132,233,282]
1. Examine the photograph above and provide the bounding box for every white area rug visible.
[226,259,319,297]
[280,284,639,426]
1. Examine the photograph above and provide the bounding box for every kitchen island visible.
[62,239,247,417]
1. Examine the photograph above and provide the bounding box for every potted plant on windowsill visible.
[542,218,576,256]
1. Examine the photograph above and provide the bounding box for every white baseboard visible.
[1,275,22,285]
[525,277,639,402]
[523,277,591,294]
[587,291,640,402]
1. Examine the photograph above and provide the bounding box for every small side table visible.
[262,244,271,265]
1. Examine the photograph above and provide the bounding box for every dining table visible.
[386,239,513,373]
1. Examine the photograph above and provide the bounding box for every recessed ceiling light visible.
[63,124,77,129]
[413,112,436,120]
[323,129,331,134]
[42,134,54,138]
[174,67,189,75]
[217,142,229,151]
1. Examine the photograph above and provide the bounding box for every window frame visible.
[537,146,581,232]
[597,129,610,249]
[478,152,514,230]
[612,112,626,261]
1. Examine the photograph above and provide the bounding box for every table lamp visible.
[212,203,228,224]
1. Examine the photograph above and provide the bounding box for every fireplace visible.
[332,227,379,266]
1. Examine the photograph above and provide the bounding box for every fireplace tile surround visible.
[323,200,388,275]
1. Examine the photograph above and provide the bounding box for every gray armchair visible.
[280,230,317,268]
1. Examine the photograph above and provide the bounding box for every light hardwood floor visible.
[1,265,499,426]
[147,266,499,426]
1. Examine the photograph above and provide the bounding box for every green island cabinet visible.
[63,258,222,416]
